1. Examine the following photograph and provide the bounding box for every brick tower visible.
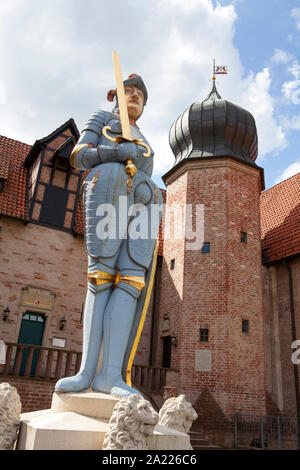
[158,81,266,440]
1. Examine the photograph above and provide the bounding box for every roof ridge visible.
[0,134,32,148]
[261,171,300,195]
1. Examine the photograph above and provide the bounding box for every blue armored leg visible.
[55,261,116,393]
[92,245,145,398]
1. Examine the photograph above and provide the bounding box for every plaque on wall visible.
[162,313,170,332]
[195,349,212,372]
[22,286,55,311]
[52,337,66,348]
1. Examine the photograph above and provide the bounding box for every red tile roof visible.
[0,135,32,220]
[260,172,300,264]
[0,151,11,179]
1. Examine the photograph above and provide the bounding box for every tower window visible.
[202,242,210,254]
[242,319,249,334]
[170,259,175,270]
[0,179,5,192]
[241,232,247,243]
[200,328,209,342]
[162,336,171,368]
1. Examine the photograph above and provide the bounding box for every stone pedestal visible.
[17,391,119,450]
[17,390,191,450]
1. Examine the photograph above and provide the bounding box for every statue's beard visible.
[127,104,143,122]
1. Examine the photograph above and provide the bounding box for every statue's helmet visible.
[107,74,148,106]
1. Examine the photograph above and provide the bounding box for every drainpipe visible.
[283,259,300,448]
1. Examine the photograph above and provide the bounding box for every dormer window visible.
[26,122,81,232]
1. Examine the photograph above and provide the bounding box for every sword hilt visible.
[102,125,151,158]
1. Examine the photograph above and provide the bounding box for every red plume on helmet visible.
[107,89,116,102]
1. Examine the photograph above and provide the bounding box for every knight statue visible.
[55,64,162,399]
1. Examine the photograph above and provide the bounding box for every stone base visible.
[17,390,191,450]
[148,424,191,450]
[17,391,118,450]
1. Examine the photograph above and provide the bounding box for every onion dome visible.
[169,81,258,167]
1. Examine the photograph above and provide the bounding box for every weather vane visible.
[212,59,228,81]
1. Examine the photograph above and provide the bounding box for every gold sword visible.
[102,51,150,191]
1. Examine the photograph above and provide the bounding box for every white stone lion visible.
[102,394,159,450]
[158,394,198,435]
[0,382,22,450]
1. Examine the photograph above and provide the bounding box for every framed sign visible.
[52,337,66,348]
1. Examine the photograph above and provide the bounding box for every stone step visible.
[192,444,223,450]
[17,409,110,450]
[190,438,210,445]
[189,431,223,450]
[51,390,119,420]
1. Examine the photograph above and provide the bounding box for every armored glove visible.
[72,142,138,170]
[117,142,137,162]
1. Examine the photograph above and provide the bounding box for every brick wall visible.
[0,217,86,351]
[0,376,55,413]
[159,158,266,425]
[263,257,300,417]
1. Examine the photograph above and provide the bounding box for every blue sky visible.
[222,0,300,189]
[0,0,300,190]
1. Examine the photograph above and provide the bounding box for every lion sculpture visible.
[102,394,158,450]
[0,382,22,450]
[158,394,197,448]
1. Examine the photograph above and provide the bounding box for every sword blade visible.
[112,50,131,141]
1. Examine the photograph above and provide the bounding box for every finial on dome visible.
[212,58,216,81]
[205,77,222,101]
[205,59,227,101]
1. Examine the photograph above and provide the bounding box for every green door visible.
[18,312,45,375]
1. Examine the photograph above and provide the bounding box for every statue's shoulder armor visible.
[82,110,115,138]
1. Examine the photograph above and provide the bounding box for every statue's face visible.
[125,86,144,121]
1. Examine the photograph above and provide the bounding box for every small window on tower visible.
[241,232,247,243]
[0,179,5,192]
[202,242,210,254]
[200,328,209,342]
[242,319,249,334]
[170,259,175,270]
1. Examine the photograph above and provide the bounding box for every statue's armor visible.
[75,110,162,269]
[55,107,161,397]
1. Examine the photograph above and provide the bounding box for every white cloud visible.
[281,113,300,131]
[237,68,287,160]
[271,48,293,64]
[291,7,300,30]
[0,81,6,105]
[274,159,300,184]
[0,0,287,178]
[271,50,300,107]
[282,59,300,104]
